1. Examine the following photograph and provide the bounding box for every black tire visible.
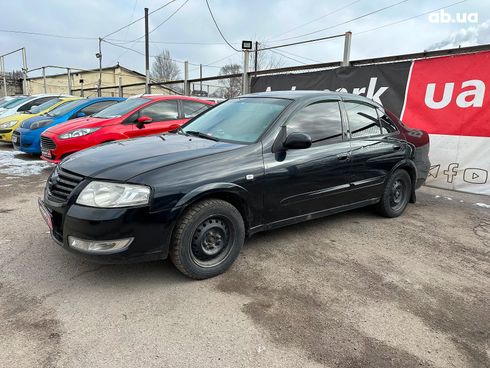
[375,169,412,218]
[170,199,245,279]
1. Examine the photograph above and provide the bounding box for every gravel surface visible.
[1,145,489,368]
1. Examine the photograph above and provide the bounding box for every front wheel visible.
[375,169,412,218]
[170,199,245,279]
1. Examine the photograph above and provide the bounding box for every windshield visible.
[182,97,291,144]
[93,97,148,118]
[2,96,29,109]
[47,99,86,117]
[30,98,61,114]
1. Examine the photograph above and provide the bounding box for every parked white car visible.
[0,94,72,119]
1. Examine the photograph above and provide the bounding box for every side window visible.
[139,100,179,122]
[78,101,118,116]
[182,100,210,118]
[377,108,399,134]
[18,97,54,112]
[344,102,381,138]
[286,101,343,144]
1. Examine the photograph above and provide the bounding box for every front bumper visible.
[0,128,13,142]
[13,128,42,154]
[40,190,175,263]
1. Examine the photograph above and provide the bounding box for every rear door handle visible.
[392,145,402,151]
[337,153,350,161]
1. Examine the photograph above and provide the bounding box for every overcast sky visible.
[1,0,488,79]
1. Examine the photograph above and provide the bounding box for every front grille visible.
[41,136,56,150]
[47,167,84,202]
[12,131,20,147]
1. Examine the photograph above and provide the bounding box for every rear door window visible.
[286,101,343,145]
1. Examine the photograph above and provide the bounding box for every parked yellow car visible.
[0,97,80,143]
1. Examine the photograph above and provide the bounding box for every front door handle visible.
[392,145,402,151]
[337,153,350,161]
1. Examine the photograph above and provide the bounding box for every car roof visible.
[240,90,381,106]
[129,94,209,101]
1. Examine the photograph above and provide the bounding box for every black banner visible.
[251,62,411,116]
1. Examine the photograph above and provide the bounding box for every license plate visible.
[41,149,52,158]
[38,198,53,230]
[12,135,18,144]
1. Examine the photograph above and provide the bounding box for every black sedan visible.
[40,91,430,279]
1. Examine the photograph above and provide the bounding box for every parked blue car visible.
[13,97,125,154]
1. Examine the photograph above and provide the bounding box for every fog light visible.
[68,236,133,254]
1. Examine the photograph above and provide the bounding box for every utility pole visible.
[342,31,352,67]
[97,37,102,97]
[1,57,7,96]
[242,50,250,95]
[144,7,150,94]
[21,47,27,94]
[254,41,259,73]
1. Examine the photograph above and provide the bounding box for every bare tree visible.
[151,49,181,82]
[254,48,285,71]
[218,63,242,98]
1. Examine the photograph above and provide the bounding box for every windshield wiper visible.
[186,130,219,141]
[171,126,188,136]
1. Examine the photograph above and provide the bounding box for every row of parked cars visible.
[0,94,215,162]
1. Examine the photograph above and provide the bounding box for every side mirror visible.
[77,112,86,118]
[283,132,312,150]
[136,115,152,129]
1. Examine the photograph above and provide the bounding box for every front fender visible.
[171,182,253,225]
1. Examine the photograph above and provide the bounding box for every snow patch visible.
[0,150,53,176]
[475,203,490,209]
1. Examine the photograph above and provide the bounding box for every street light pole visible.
[1,57,7,96]
[144,7,150,94]
[97,37,102,97]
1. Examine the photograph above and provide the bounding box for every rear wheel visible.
[375,169,412,218]
[170,199,245,279]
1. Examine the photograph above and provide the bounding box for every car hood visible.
[20,115,55,129]
[0,113,33,124]
[60,133,244,181]
[46,116,117,134]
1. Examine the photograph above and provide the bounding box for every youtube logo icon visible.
[463,168,488,184]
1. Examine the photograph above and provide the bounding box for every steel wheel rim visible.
[190,216,234,268]
[390,178,408,211]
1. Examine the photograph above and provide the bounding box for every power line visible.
[205,0,240,52]
[356,0,467,35]
[277,49,322,64]
[269,49,307,65]
[269,0,362,40]
[102,0,179,39]
[272,0,409,42]
[0,28,96,40]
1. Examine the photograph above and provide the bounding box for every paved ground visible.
[0,144,489,368]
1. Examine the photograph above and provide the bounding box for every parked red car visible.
[40,95,214,163]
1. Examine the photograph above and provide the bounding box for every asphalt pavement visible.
[0,144,489,368]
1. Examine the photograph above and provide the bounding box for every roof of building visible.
[27,64,145,80]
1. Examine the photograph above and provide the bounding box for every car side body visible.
[40,91,430,278]
[0,97,80,142]
[40,95,214,162]
[13,97,125,154]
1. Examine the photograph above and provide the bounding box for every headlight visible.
[0,120,18,128]
[76,181,151,208]
[59,127,99,139]
[30,119,52,130]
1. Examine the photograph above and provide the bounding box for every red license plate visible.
[38,198,53,230]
